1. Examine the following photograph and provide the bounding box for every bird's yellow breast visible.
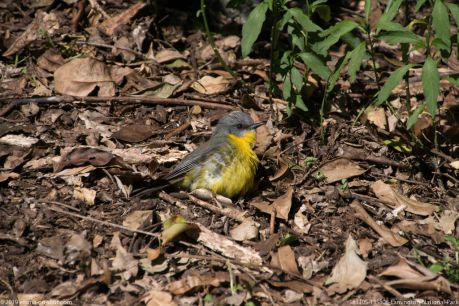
[183,131,259,198]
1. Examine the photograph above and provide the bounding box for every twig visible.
[71,0,86,32]
[88,0,110,19]
[0,95,235,117]
[371,172,431,186]
[40,200,81,212]
[0,277,15,298]
[368,275,404,299]
[348,192,391,211]
[38,202,160,237]
[160,191,252,224]
[74,41,146,59]
[165,120,191,140]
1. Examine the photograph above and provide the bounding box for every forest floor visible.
[0,0,458,305]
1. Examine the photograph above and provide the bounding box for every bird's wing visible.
[162,139,220,182]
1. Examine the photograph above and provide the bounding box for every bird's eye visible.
[237,124,243,129]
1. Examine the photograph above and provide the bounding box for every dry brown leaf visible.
[269,280,313,294]
[0,171,20,182]
[350,200,408,246]
[98,2,146,36]
[371,180,438,216]
[358,238,372,259]
[111,242,139,281]
[146,248,161,261]
[55,147,115,172]
[379,257,452,295]
[271,245,300,275]
[250,110,273,155]
[379,257,423,279]
[3,11,59,57]
[154,49,185,64]
[364,107,387,129]
[396,218,443,243]
[272,187,293,220]
[325,235,367,294]
[49,281,79,298]
[436,210,459,234]
[230,219,259,241]
[142,289,177,306]
[112,124,156,143]
[54,58,115,97]
[17,294,45,304]
[123,210,152,230]
[93,234,103,248]
[51,165,97,178]
[37,49,64,72]
[20,102,40,117]
[217,35,240,49]
[66,233,92,258]
[450,160,459,169]
[293,206,311,235]
[191,75,230,95]
[73,187,96,206]
[269,158,289,182]
[36,236,64,261]
[0,134,39,148]
[167,272,229,295]
[318,158,366,183]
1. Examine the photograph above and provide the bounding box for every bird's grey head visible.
[214,111,263,137]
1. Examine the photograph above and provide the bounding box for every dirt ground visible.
[0,0,458,305]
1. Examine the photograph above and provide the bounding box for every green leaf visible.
[415,0,427,11]
[430,263,445,273]
[348,42,366,83]
[406,105,424,129]
[298,52,331,79]
[432,0,451,51]
[241,1,269,57]
[422,57,439,117]
[291,30,305,50]
[447,2,459,23]
[377,31,422,44]
[289,8,322,32]
[364,0,371,21]
[314,20,359,55]
[320,19,358,37]
[446,3,459,46]
[376,64,415,106]
[282,74,292,100]
[295,95,308,111]
[377,20,410,32]
[315,5,331,22]
[444,74,459,86]
[376,0,403,32]
[291,67,304,92]
[327,51,353,92]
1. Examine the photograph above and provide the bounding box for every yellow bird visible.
[158,111,264,198]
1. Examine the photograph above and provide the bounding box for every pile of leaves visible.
[0,0,457,305]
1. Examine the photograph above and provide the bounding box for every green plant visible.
[241,0,458,143]
[242,0,332,116]
[429,235,459,283]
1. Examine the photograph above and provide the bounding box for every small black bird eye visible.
[237,123,243,129]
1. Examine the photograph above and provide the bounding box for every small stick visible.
[368,275,404,299]
[0,95,235,117]
[39,202,159,237]
[165,120,191,139]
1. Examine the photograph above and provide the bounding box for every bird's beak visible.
[250,122,264,129]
